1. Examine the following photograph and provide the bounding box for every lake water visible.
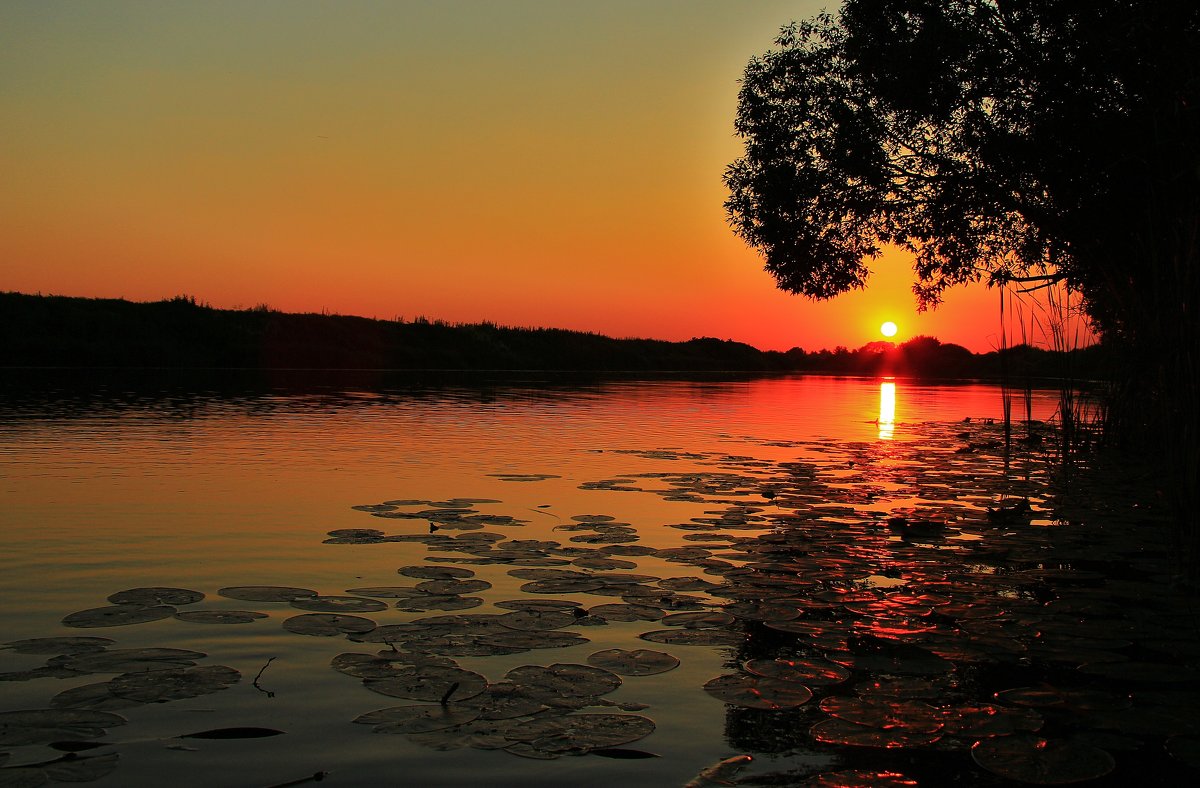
[4,372,1191,787]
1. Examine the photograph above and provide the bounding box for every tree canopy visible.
[725,0,1199,342]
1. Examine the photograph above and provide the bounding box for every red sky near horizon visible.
[1,1,1089,353]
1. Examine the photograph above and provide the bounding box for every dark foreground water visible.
[1,372,1195,787]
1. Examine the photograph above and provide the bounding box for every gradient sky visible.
[2,0,1049,353]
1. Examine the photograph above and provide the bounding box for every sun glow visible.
[878,381,896,440]
[880,321,898,338]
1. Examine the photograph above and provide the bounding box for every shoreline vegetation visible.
[2,291,1108,380]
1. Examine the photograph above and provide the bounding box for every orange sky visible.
[1,1,1054,353]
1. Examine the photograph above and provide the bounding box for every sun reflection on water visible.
[878,380,896,440]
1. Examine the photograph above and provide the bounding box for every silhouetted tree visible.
[726,0,1199,572]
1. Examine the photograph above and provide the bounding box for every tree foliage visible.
[725,0,1199,341]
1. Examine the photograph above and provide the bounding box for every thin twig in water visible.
[440,681,460,705]
[253,657,276,698]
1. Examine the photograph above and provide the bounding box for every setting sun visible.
[880,321,898,338]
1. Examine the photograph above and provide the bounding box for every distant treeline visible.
[1,292,1110,379]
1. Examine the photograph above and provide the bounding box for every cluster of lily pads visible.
[5,419,1200,786]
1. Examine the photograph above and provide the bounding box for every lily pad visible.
[394,595,483,612]
[2,637,114,656]
[42,752,120,782]
[481,631,589,650]
[399,566,475,580]
[971,735,1116,784]
[354,704,481,733]
[744,657,850,686]
[173,610,267,624]
[660,611,736,628]
[61,605,176,628]
[0,709,126,746]
[282,614,377,637]
[218,586,318,602]
[54,648,206,674]
[289,596,387,613]
[494,599,584,613]
[107,587,204,606]
[363,666,487,703]
[818,697,942,733]
[638,629,744,646]
[703,674,813,710]
[810,718,942,749]
[50,682,143,711]
[512,713,655,753]
[587,649,679,676]
[108,665,240,703]
[505,663,621,699]
[803,769,917,787]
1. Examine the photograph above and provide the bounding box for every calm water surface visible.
[1,373,1064,787]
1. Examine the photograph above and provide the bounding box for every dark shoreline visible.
[2,291,1110,380]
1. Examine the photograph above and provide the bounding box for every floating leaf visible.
[819,697,942,733]
[587,649,680,676]
[703,674,812,710]
[505,663,621,700]
[494,599,584,612]
[480,631,588,650]
[942,704,1043,737]
[803,769,917,787]
[810,718,941,748]
[406,718,524,751]
[587,603,662,622]
[289,596,387,613]
[50,682,143,712]
[107,587,204,606]
[496,610,577,631]
[173,610,267,624]
[217,586,318,602]
[61,605,176,629]
[744,657,850,686]
[394,595,483,612]
[0,767,48,787]
[660,612,736,628]
[512,713,655,753]
[414,579,491,595]
[343,587,426,598]
[971,735,1115,784]
[354,705,480,733]
[41,751,120,782]
[363,666,487,703]
[0,709,126,746]
[638,629,743,646]
[108,666,240,703]
[398,566,475,580]
[282,614,376,637]
[54,648,205,674]
[2,638,114,656]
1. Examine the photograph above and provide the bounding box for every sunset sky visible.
[2,1,1037,353]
